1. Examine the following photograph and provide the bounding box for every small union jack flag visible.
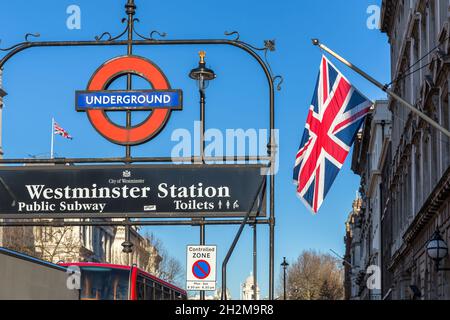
[54,121,73,140]
[293,55,372,213]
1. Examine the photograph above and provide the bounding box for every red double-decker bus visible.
[60,262,187,300]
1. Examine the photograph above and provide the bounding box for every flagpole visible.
[312,39,450,139]
[50,117,54,159]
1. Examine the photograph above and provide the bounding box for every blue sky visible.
[0,0,389,299]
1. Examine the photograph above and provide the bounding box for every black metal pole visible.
[281,257,288,300]
[0,155,270,164]
[200,220,205,300]
[200,87,206,163]
[121,219,134,264]
[283,266,286,300]
[0,218,271,227]
[269,145,275,300]
[126,224,131,265]
[253,223,257,300]
[125,0,136,159]
[221,179,266,300]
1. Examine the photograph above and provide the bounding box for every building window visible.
[438,0,448,30]
[422,134,431,198]
[403,170,409,222]
[421,10,428,66]
[428,0,437,50]
[431,124,440,185]
[441,87,450,172]
[414,143,422,212]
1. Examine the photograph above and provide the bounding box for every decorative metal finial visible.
[199,51,206,64]
[189,51,216,83]
[125,0,136,16]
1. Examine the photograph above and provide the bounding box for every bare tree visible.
[1,225,36,257]
[159,256,183,285]
[34,225,82,263]
[143,232,183,286]
[281,250,344,300]
[1,224,82,263]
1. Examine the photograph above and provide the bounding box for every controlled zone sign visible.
[186,245,217,291]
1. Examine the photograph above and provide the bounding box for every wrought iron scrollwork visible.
[0,32,41,52]
[235,38,275,52]
[133,18,167,40]
[149,30,167,40]
[94,18,128,41]
[260,40,283,90]
[264,39,275,52]
[243,38,282,90]
[224,32,283,90]
[24,33,41,42]
[224,31,240,41]
[272,75,284,91]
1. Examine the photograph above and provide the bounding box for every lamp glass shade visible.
[427,238,448,261]
[198,74,209,90]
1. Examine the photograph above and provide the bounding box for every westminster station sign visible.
[0,165,266,218]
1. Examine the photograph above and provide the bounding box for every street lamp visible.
[189,51,216,91]
[121,224,134,254]
[281,257,289,300]
[426,229,450,271]
[189,51,216,162]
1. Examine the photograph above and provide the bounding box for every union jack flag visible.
[293,55,372,213]
[54,121,73,140]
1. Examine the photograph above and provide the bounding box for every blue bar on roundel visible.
[76,90,183,111]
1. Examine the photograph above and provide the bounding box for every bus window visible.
[155,284,163,300]
[79,267,130,300]
[137,278,145,300]
[146,280,155,300]
[163,287,172,300]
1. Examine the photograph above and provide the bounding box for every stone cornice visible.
[387,239,408,272]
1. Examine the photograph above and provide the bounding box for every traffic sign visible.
[186,246,216,291]
[192,260,211,280]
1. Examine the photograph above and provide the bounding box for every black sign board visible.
[0,165,267,219]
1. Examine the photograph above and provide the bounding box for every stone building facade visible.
[241,272,261,300]
[110,225,162,275]
[346,100,391,300]
[348,0,450,300]
[344,196,363,300]
[1,222,161,275]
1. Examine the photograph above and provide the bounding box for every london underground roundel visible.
[76,55,183,145]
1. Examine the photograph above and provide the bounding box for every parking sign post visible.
[186,245,217,294]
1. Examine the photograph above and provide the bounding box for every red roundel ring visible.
[86,55,171,145]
